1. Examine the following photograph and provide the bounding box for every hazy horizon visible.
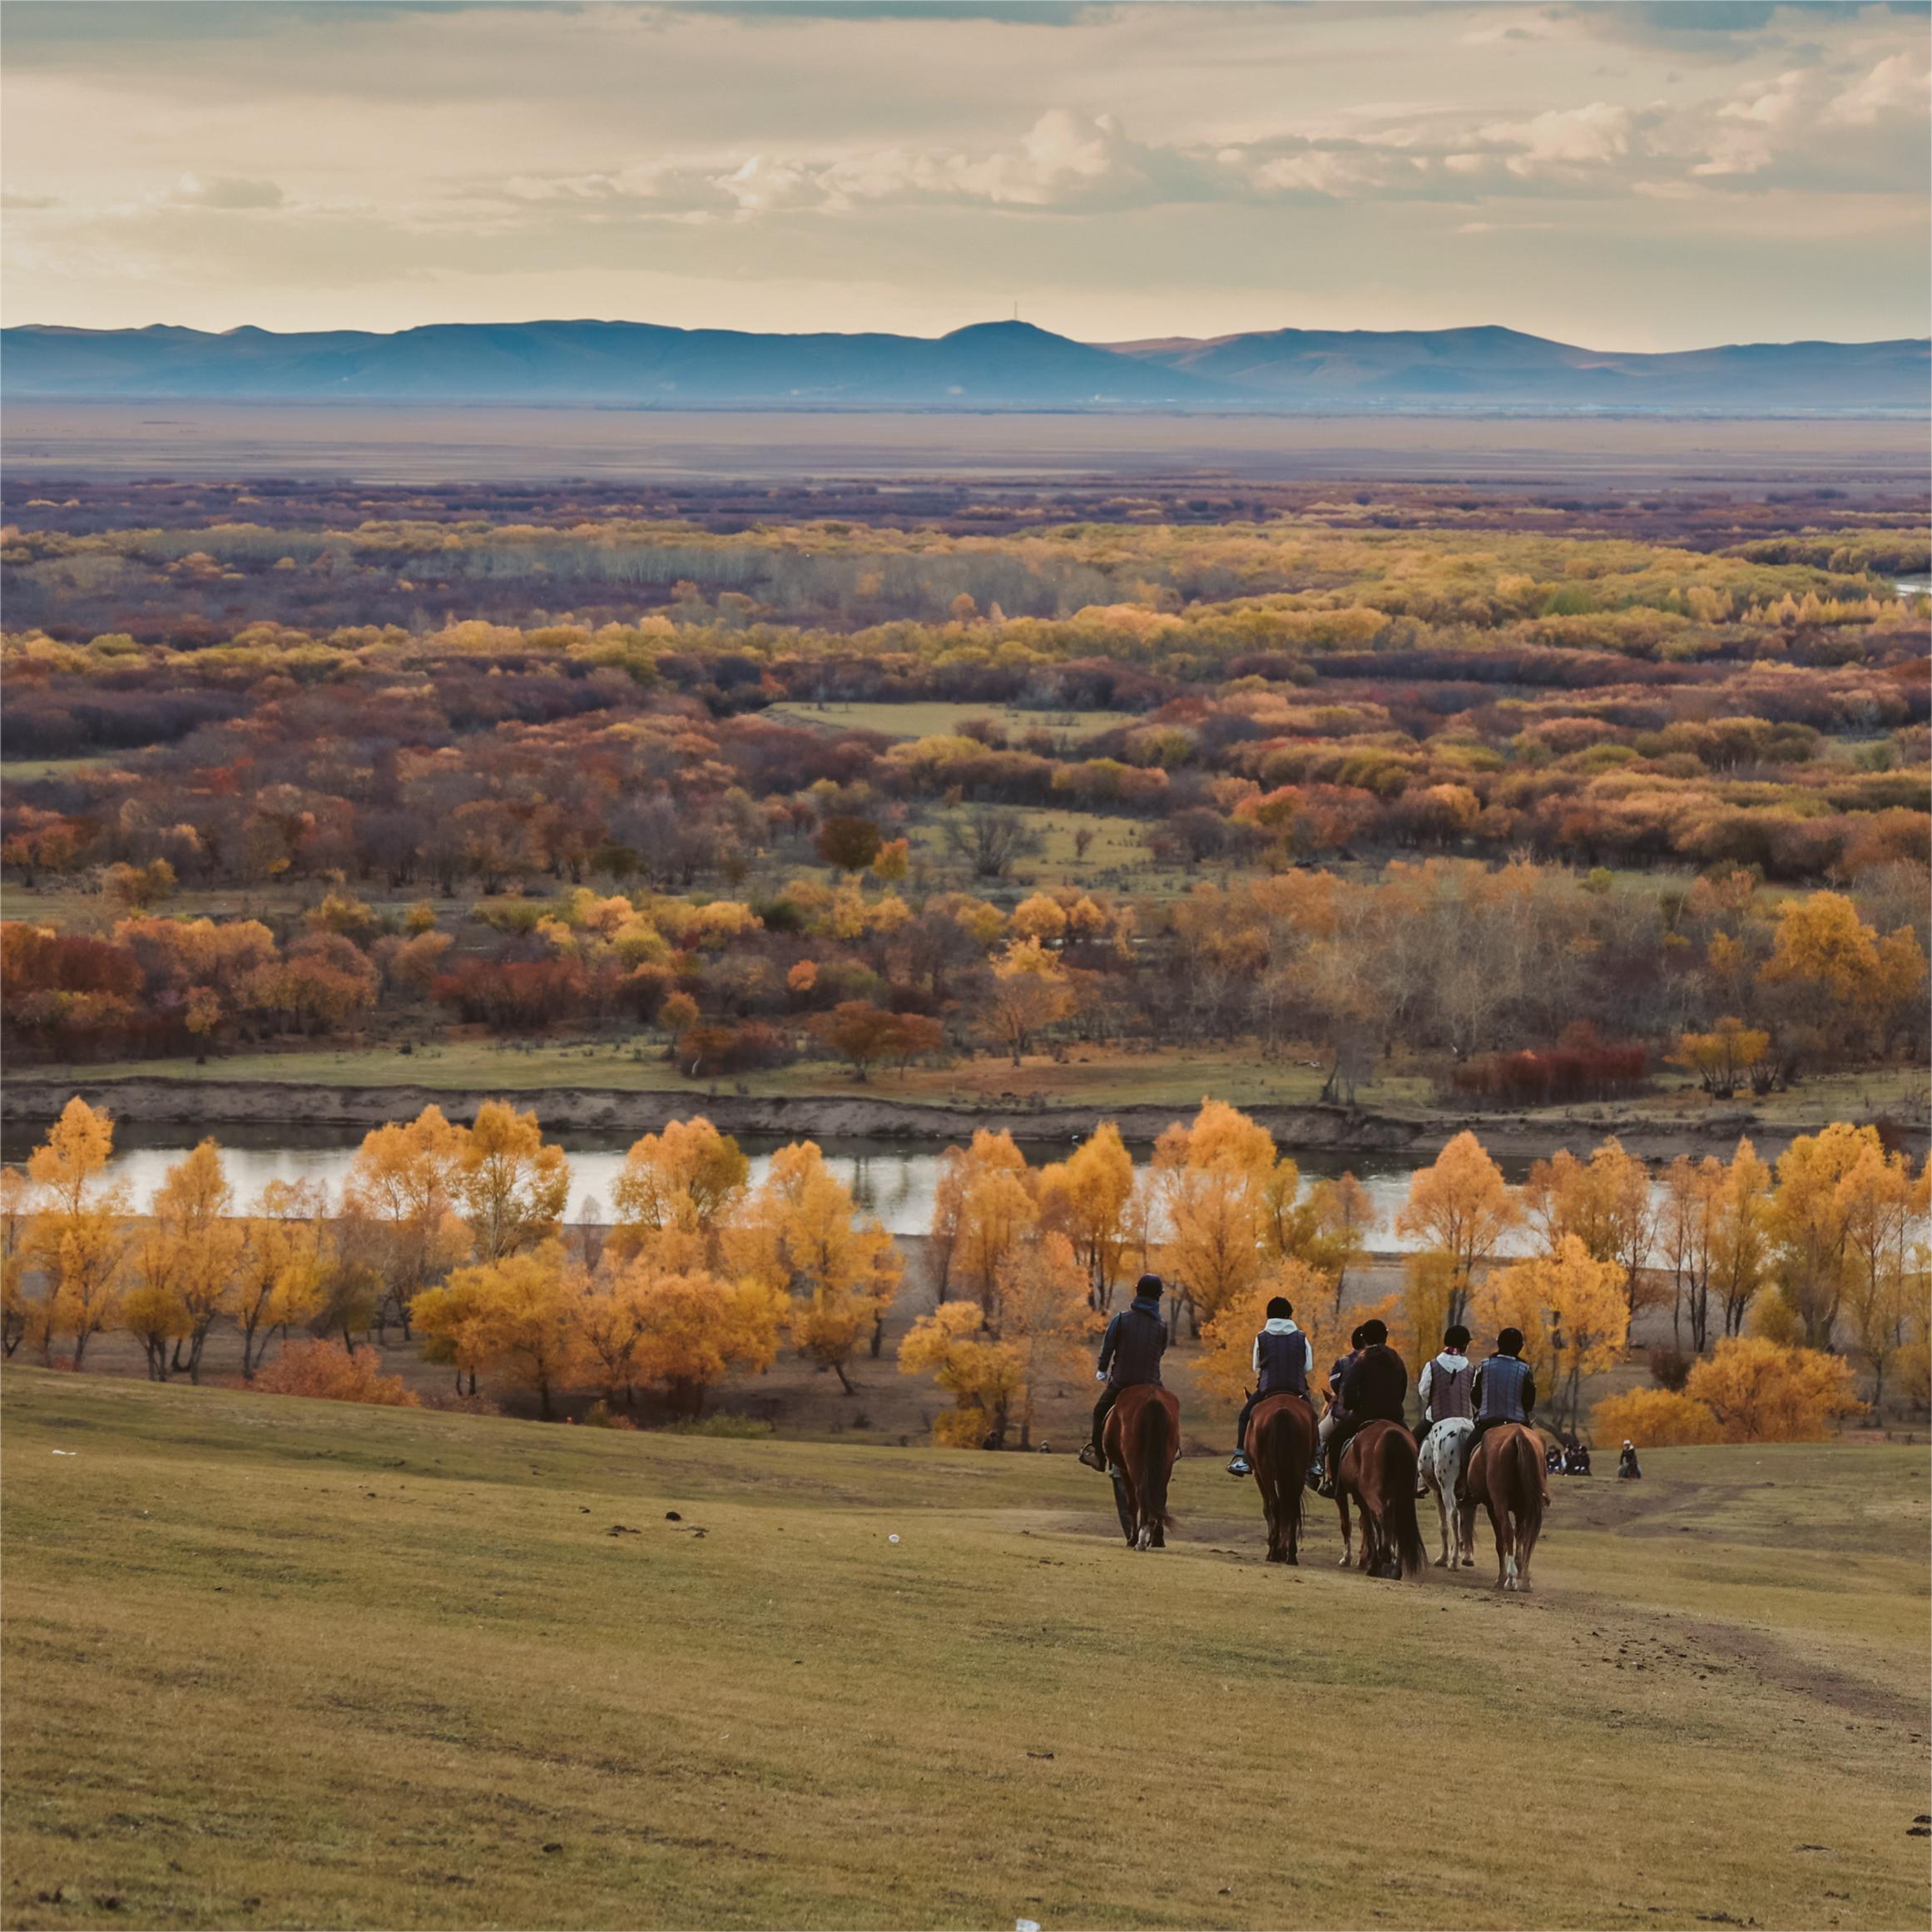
[9,314,1929,351]
[4,2,1928,352]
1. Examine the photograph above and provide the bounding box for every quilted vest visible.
[1478,1353,1533,1423]
[1256,1326,1310,1397]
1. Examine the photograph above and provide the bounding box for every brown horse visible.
[1459,1422,1547,1592]
[1103,1384,1181,1549]
[1334,1419,1427,1579]
[1246,1392,1317,1564]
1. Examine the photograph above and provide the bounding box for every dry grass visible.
[761,701,1138,744]
[3,1370,1926,1930]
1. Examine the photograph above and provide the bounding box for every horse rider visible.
[1079,1273,1169,1475]
[1320,1317,1408,1497]
[1617,1439,1642,1480]
[1310,1321,1369,1493]
[1456,1325,1537,1501]
[1415,1323,1473,1449]
[1226,1295,1312,1477]
[1414,1321,1473,1494]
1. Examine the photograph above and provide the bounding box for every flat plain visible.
[3,1369,1926,1931]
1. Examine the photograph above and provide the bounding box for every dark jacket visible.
[1098,1302,1167,1388]
[1340,1342,1408,1423]
[1473,1353,1535,1424]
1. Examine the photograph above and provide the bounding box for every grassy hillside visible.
[3,1370,1927,1931]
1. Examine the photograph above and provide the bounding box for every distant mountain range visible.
[4,318,1925,414]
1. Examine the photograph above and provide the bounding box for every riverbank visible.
[8,1073,1922,1162]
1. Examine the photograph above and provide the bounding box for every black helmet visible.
[1358,1318,1389,1346]
[1133,1273,1164,1305]
[1349,1323,1370,1349]
[1444,1325,1470,1350]
[1266,1296,1293,1320]
[1497,1327,1525,1355]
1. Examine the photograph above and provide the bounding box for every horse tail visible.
[1137,1391,1177,1532]
[1513,1427,1545,1543]
[1385,1430,1428,1578]
[1266,1402,1309,1543]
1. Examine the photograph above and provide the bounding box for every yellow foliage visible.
[1592,1387,1721,1447]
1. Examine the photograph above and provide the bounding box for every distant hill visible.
[3,317,1925,414]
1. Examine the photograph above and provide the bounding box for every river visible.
[0,1121,1584,1256]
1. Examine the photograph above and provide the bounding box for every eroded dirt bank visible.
[7,1076,1911,1162]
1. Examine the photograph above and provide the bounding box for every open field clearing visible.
[763,701,1140,743]
[3,1370,1926,1932]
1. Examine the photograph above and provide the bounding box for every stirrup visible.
[1227,1454,1251,1477]
[1078,1443,1105,1472]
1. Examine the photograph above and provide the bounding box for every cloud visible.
[170,175,287,211]
[1479,101,1637,174]
[1823,50,1932,126]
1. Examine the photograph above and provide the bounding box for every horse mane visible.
[1134,1389,1177,1533]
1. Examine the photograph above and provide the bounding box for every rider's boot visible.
[1226,1449,1251,1476]
[1077,1442,1106,1474]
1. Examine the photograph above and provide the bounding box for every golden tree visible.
[898,1300,1023,1448]
[1470,1234,1627,1435]
[1767,1122,1876,1348]
[232,1178,328,1380]
[625,1260,784,1415]
[1591,1386,1721,1448]
[340,1104,470,1340]
[454,1100,571,1262]
[1,1166,34,1359]
[1034,1122,1135,1309]
[414,1246,584,1419]
[121,1139,244,1383]
[1838,1146,1929,1414]
[1523,1137,1659,1324]
[1712,1137,1773,1338]
[731,1141,901,1391]
[1152,1099,1285,1331]
[1395,1129,1520,1327]
[928,1128,1031,1309]
[996,1231,1103,1448]
[1683,1336,1861,1442]
[608,1116,750,1269]
[26,1097,130,1369]
[1655,1154,1725,1352]
[984,936,1077,1065]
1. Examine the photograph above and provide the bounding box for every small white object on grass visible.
[888,1533,901,1544]
[1017,1919,1042,1931]
[50,1449,77,1457]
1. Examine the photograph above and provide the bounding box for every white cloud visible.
[1823,51,1932,127]
[1479,101,1635,174]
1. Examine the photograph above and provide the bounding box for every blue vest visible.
[1478,1353,1533,1423]
[1256,1327,1310,1397]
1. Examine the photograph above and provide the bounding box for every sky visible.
[3,1,1929,349]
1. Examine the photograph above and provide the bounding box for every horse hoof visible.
[1434,1555,1447,1568]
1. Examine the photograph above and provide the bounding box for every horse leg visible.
[1429,1477,1450,1568]
[1515,1509,1538,1593]
[1335,1491,1354,1568]
[1492,1507,1514,1590]
[1358,1503,1377,1572]
[1111,1471,1137,1547]
[1457,1497,1478,1567]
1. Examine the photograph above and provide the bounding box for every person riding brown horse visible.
[1246,1389,1317,1563]
[1227,1295,1313,1479]
[1459,1418,1547,1591]
[1080,1274,1168,1477]
[1103,1382,1181,1549]
[1320,1317,1407,1498]
[1334,1417,1428,1578]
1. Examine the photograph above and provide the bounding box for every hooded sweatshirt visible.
[1418,1350,1473,1423]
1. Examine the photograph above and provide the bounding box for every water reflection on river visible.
[0,1121,1561,1254]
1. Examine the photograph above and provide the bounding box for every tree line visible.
[6,1097,1922,1444]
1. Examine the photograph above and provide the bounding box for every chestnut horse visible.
[1103,1384,1181,1550]
[1459,1422,1547,1592]
[1246,1392,1317,1564]
[1334,1419,1427,1579]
